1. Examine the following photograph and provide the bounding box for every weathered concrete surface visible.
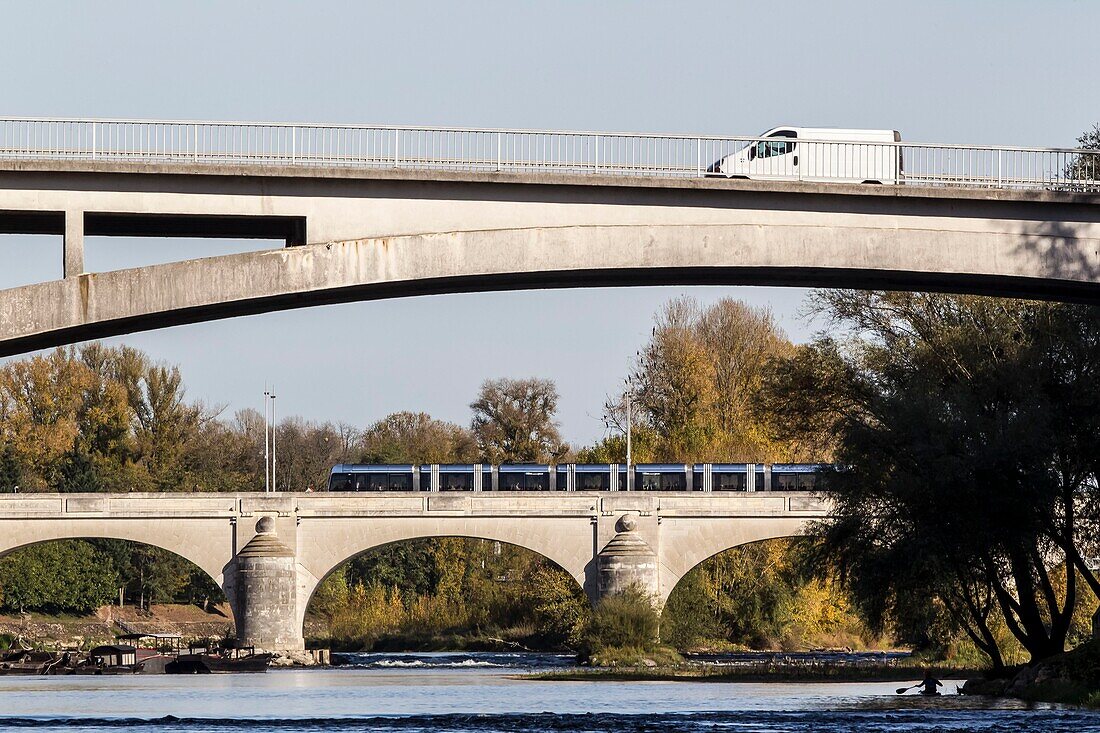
[4,216,1100,355]
[0,491,827,650]
[0,162,1099,354]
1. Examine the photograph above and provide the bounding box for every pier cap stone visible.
[238,517,293,558]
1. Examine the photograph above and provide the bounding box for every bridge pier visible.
[63,209,84,277]
[594,514,660,605]
[230,517,305,651]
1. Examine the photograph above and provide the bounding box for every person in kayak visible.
[919,669,943,695]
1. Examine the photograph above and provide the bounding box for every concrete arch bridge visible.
[0,142,1098,354]
[0,491,826,651]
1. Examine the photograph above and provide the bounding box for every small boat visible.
[0,650,55,676]
[166,640,271,674]
[116,633,185,675]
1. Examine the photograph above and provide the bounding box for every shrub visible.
[581,586,660,657]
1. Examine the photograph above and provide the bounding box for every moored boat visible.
[166,640,271,674]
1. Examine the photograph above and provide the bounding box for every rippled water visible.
[0,652,1096,732]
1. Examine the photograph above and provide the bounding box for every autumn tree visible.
[470,378,566,463]
[621,297,795,462]
[360,412,476,464]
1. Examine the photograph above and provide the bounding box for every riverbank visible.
[528,661,981,684]
[961,640,1100,706]
[0,604,234,650]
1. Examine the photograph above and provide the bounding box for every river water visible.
[0,652,1097,732]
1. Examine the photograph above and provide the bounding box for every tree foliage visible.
[760,291,1100,666]
[360,412,476,465]
[470,378,566,463]
[621,297,797,462]
[0,540,117,614]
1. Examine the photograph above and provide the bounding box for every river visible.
[0,652,1097,732]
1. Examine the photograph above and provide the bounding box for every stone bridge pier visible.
[0,492,828,653]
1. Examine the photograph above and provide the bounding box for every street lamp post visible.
[623,386,635,492]
[263,389,271,493]
[271,390,277,492]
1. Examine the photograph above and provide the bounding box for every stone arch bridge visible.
[0,491,826,651]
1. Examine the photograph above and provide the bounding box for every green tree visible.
[0,443,22,492]
[1067,123,1100,186]
[470,378,566,463]
[0,541,117,614]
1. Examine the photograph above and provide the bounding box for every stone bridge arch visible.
[655,517,814,607]
[294,516,595,635]
[0,519,238,630]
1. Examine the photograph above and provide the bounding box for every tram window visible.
[420,472,433,491]
[693,472,704,491]
[525,472,550,491]
[774,473,798,491]
[661,473,687,491]
[368,474,389,491]
[353,474,371,491]
[713,473,746,491]
[556,472,570,490]
[388,473,413,491]
[439,473,473,491]
[578,472,610,491]
[329,474,354,491]
[499,474,524,491]
[638,472,661,491]
[797,474,817,491]
[755,472,765,491]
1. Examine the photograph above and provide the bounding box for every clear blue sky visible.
[1,0,1097,445]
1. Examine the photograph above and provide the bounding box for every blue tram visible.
[328,462,826,492]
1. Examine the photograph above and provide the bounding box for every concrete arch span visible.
[3,216,1100,357]
[294,517,594,634]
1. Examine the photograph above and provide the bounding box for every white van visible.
[706,127,903,184]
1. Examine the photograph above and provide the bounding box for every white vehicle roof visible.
[760,126,901,142]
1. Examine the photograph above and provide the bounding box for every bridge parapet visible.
[0,491,830,519]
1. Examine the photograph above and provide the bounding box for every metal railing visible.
[0,117,1096,192]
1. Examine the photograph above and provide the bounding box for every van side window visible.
[752,130,797,159]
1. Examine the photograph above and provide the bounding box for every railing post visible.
[291,127,296,164]
[394,129,399,168]
[496,131,501,172]
[696,138,701,176]
[91,123,96,161]
[193,124,199,162]
[594,134,599,173]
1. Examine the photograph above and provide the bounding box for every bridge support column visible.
[594,514,659,605]
[231,517,304,651]
[63,210,84,277]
